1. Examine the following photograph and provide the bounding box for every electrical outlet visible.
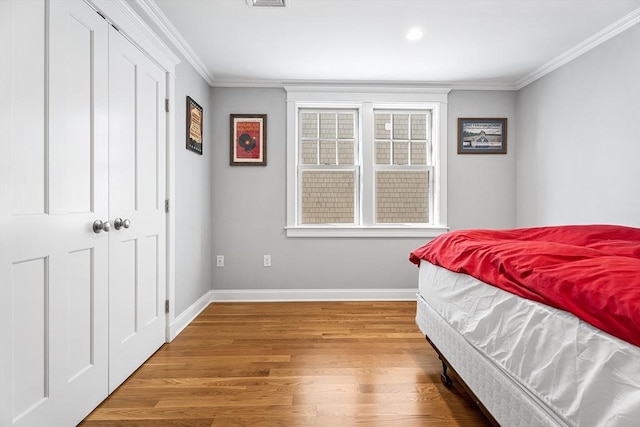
[216,255,224,267]
[263,255,271,267]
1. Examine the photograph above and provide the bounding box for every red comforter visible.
[410,224,640,347]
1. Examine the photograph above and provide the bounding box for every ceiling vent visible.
[245,0,287,7]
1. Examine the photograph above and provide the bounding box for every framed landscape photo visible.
[458,118,507,154]
[230,114,267,166]
[186,96,203,155]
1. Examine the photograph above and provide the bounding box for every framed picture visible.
[458,118,507,154]
[230,114,267,166]
[186,96,203,155]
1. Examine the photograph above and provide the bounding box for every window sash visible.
[374,110,432,166]
[298,166,360,225]
[373,165,433,225]
[298,109,358,166]
[297,108,361,225]
[372,109,433,225]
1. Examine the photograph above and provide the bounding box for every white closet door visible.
[108,25,167,393]
[0,1,109,426]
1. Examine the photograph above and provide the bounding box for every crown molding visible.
[211,79,517,91]
[135,0,215,86]
[516,7,640,90]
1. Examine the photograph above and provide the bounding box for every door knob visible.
[92,220,111,233]
[114,218,131,230]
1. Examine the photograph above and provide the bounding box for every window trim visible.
[285,86,450,238]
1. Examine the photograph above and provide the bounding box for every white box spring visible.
[415,260,640,427]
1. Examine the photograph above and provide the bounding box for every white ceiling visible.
[142,0,640,89]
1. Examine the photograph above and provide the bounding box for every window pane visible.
[393,141,409,165]
[375,113,391,139]
[338,113,354,139]
[392,114,409,139]
[375,141,390,165]
[301,141,317,164]
[411,114,427,140]
[411,141,427,165]
[338,141,355,165]
[319,113,336,139]
[300,112,318,138]
[376,170,429,223]
[301,170,355,224]
[319,141,336,165]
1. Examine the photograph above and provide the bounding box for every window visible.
[285,87,449,237]
[299,110,359,224]
[374,111,431,224]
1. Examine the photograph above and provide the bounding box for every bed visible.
[409,224,640,427]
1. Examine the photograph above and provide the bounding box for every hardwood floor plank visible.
[80,420,215,427]
[80,302,491,426]
[154,392,294,408]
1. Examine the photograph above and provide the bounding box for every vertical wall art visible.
[186,96,203,155]
[230,114,267,166]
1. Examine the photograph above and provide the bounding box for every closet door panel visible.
[108,26,167,393]
[49,8,95,214]
[47,2,111,425]
[0,1,109,426]
[9,258,48,420]
[109,54,138,212]
[5,1,46,216]
[66,248,95,379]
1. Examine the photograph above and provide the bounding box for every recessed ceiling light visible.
[246,0,286,7]
[406,28,423,41]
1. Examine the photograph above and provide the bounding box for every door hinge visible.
[165,99,170,113]
[165,199,169,213]
[165,300,170,314]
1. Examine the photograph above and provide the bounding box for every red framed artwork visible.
[230,114,267,166]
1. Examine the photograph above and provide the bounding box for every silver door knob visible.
[114,218,131,230]
[93,220,111,233]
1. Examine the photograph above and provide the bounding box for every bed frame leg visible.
[424,335,454,387]
[440,361,453,387]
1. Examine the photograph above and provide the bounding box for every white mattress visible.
[416,260,640,427]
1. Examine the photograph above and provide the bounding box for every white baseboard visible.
[168,288,418,341]
[211,288,418,302]
[167,290,214,341]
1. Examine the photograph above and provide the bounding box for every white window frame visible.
[285,86,450,238]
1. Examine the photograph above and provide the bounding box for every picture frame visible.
[458,118,507,154]
[230,114,267,166]
[186,96,203,155]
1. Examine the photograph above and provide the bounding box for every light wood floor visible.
[80,301,491,426]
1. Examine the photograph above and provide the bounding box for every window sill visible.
[285,225,449,238]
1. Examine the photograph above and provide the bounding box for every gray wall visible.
[516,24,640,227]
[174,18,639,307]
[447,90,517,230]
[174,62,213,314]
[126,1,215,315]
[210,87,517,292]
